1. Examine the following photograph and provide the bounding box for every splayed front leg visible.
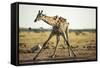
[50,35,60,58]
[33,33,54,60]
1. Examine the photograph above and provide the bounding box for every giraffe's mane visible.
[58,16,66,23]
[53,16,66,22]
[42,14,66,23]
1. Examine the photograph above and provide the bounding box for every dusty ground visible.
[19,30,96,64]
[19,48,96,64]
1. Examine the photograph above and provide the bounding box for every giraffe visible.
[33,10,76,60]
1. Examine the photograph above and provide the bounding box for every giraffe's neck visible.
[41,15,57,26]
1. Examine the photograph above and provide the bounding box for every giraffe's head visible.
[34,10,43,22]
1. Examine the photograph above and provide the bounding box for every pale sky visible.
[19,4,96,29]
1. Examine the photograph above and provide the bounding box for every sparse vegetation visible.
[19,28,96,64]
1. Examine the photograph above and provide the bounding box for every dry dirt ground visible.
[19,30,96,64]
[19,48,96,64]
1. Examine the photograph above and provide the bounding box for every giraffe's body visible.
[41,15,69,35]
[33,10,76,60]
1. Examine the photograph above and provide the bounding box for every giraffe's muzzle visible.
[34,19,37,22]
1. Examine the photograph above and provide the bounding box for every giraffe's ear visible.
[39,10,40,13]
[40,10,43,14]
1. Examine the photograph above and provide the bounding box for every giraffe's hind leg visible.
[64,40,70,56]
[61,32,76,57]
[65,26,70,56]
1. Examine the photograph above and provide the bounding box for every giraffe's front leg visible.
[33,33,54,60]
[51,35,60,58]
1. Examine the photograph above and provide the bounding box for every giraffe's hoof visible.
[52,55,55,58]
[74,55,76,58]
[69,55,76,59]
[33,57,36,60]
[49,55,55,58]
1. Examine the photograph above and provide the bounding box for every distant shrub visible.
[81,32,86,35]
[40,27,45,32]
[87,45,96,50]
[33,30,41,33]
[28,27,32,31]
[83,46,86,48]
[75,31,82,35]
